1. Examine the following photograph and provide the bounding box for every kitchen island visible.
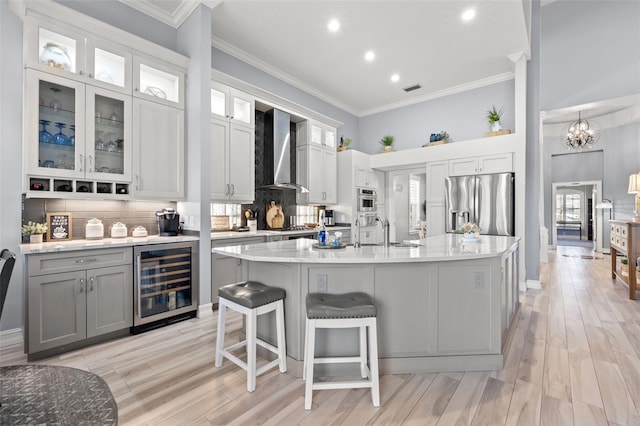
[212,235,520,375]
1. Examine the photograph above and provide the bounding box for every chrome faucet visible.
[353,218,361,248]
[376,216,390,247]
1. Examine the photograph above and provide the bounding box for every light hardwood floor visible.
[3,245,640,425]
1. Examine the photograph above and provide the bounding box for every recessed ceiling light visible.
[390,74,400,83]
[364,50,375,62]
[327,19,340,32]
[462,9,476,21]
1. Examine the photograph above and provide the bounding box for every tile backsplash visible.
[22,197,176,241]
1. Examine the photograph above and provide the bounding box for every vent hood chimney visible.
[258,109,309,193]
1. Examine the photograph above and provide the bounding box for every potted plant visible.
[459,222,480,240]
[343,137,351,149]
[439,131,449,142]
[486,105,504,132]
[22,221,48,243]
[379,135,394,152]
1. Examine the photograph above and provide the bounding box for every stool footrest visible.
[256,359,280,376]
[256,339,279,355]
[313,380,374,390]
[313,356,364,364]
[222,350,247,371]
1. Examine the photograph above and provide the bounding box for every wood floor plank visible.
[505,380,542,426]
[585,325,617,363]
[470,377,514,426]
[540,394,573,426]
[435,372,489,426]
[572,400,609,426]
[542,344,572,403]
[593,359,640,425]
[569,355,604,408]
[601,320,637,355]
[516,336,546,386]
[368,373,436,425]
[402,373,461,426]
[612,350,640,415]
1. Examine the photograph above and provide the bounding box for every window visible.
[556,192,581,223]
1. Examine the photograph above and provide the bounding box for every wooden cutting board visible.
[266,201,284,229]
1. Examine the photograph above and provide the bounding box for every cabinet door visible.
[211,253,241,303]
[307,145,325,203]
[323,149,337,204]
[27,18,87,80]
[28,271,86,352]
[426,202,445,237]
[356,168,376,189]
[210,117,230,200]
[25,69,86,179]
[229,124,255,202]
[86,265,133,338]
[478,153,513,174]
[133,57,184,109]
[449,157,478,176]
[229,89,254,127]
[85,86,132,181]
[132,98,184,200]
[324,127,336,148]
[426,161,448,203]
[86,38,132,94]
[210,83,228,119]
[310,123,323,146]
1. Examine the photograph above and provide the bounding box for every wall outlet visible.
[317,274,328,292]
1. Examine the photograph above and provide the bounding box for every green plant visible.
[486,105,504,125]
[22,221,48,235]
[621,258,629,265]
[379,135,394,147]
[439,130,449,141]
[343,137,351,147]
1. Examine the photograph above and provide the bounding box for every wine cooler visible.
[133,241,198,333]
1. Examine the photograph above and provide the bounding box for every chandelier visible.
[565,111,599,150]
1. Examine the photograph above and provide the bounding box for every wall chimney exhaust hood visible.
[258,109,309,193]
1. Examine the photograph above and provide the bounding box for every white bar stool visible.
[215,281,287,392]
[303,292,380,410]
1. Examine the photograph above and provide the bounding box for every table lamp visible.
[629,172,640,222]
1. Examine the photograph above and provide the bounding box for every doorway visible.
[551,180,602,251]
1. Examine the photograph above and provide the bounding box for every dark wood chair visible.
[0,249,16,319]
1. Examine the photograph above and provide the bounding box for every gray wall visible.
[0,0,25,332]
[541,0,640,246]
[358,80,516,154]
[541,0,640,111]
[211,47,360,151]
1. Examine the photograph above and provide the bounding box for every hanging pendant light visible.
[565,111,599,151]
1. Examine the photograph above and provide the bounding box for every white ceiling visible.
[121,0,531,117]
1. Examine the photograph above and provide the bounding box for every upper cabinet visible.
[210,81,255,127]
[133,58,184,109]
[27,18,132,95]
[296,120,337,204]
[304,120,336,149]
[449,153,513,176]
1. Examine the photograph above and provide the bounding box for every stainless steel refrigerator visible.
[444,172,515,236]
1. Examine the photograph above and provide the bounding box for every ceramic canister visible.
[85,218,104,240]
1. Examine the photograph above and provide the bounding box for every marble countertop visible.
[21,235,199,254]
[210,226,350,240]
[211,234,520,264]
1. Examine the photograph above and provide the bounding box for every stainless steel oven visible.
[357,188,376,212]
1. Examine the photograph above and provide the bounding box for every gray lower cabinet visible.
[211,237,265,303]
[27,248,133,355]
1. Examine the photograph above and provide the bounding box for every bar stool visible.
[303,292,380,410]
[215,281,287,392]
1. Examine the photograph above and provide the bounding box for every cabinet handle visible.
[75,258,97,264]
[88,73,93,78]
[89,276,94,292]
[230,184,235,196]
[79,278,85,293]
[89,155,93,173]
[136,255,142,318]
[79,70,84,75]
[135,87,139,92]
[135,174,139,190]
[225,184,229,195]
[79,154,84,172]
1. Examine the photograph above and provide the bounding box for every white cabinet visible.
[356,168,377,189]
[210,81,255,127]
[210,117,255,202]
[426,161,448,203]
[297,144,337,204]
[24,70,133,197]
[426,203,445,237]
[297,120,337,204]
[132,98,184,200]
[26,248,132,356]
[27,18,132,95]
[133,57,185,109]
[449,153,513,176]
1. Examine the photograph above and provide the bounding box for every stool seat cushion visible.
[306,292,377,319]
[219,281,285,309]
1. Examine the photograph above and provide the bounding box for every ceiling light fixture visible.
[564,111,599,151]
[390,74,400,83]
[327,19,340,32]
[364,50,375,62]
[462,9,476,21]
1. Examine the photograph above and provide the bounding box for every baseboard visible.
[198,303,213,317]
[0,328,23,348]
[526,279,542,290]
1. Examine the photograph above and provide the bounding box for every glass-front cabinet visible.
[133,57,184,109]
[25,69,131,196]
[27,19,86,79]
[210,81,254,127]
[86,39,132,94]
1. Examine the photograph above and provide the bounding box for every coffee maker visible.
[324,210,335,226]
[156,208,181,236]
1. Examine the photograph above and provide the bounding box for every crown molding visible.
[211,36,361,117]
[359,72,515,117]
[119,0,219,29]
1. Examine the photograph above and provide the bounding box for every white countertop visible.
[21,235,199,254]
[211,234,520,264]
[210,226,350,240]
